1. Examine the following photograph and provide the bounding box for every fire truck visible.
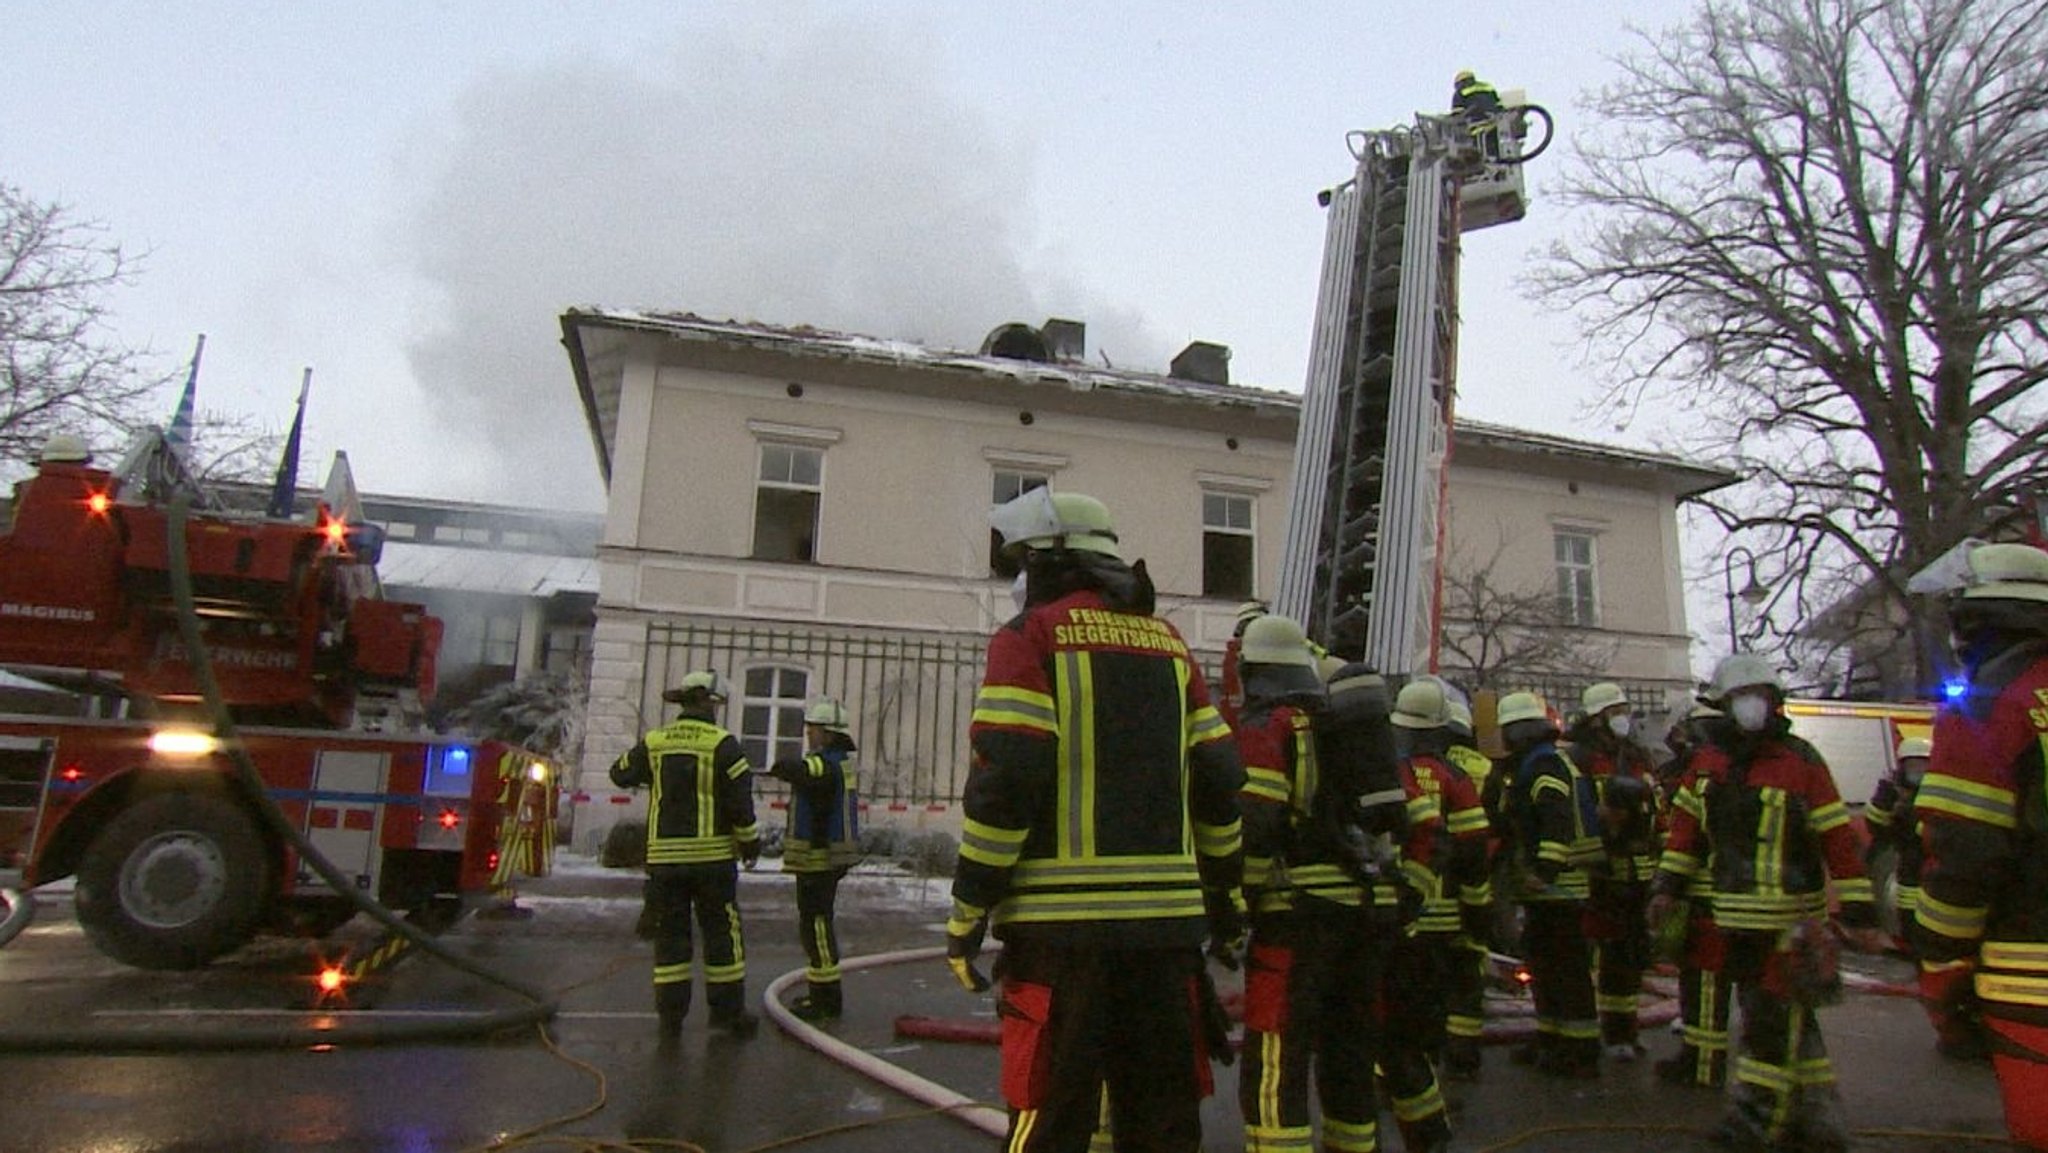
[0,434,557,970]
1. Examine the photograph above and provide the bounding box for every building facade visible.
[561,309,1731,849]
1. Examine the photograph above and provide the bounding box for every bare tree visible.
[0,183,166,472]
[1528,0,2048,696]
[1437,538,1617,693]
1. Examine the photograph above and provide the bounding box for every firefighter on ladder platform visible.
[1568,681,1662,1062]
[1910,542,2048,1150]
[611,669,763,1041]
[1497,691,1604,1079]
[770,696,863,1022]
[1391,676,1495,1085]
[1451,70,1505,159]
[949,489,1245,1153]
[1650,654,1884,1152]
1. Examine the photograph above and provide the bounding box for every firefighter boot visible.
[656,982,692,1041]
[707,984,760,1039]
[1790,1087,1852,1153]
[790,981,843,1022]
[1398,1114,1453,1153]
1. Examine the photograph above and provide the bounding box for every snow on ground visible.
[544,850,955,916]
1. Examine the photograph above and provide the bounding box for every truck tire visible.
[75,791,271,970]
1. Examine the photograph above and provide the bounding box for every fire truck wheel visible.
[75,791,271,970]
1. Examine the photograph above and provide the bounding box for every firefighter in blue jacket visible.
[771,696,864,1021]
[610,669,762,1039]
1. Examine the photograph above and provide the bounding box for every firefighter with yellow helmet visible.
[769,696,863,1022]
[1911,542,2048,1148]
[609,669,763,1040]
[949,489,1245,1152]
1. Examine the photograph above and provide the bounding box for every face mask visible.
[1729,695,1772,733]
[1009,572,1029,613]
[1606,714,1633,740]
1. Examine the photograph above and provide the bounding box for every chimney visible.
[1169,341,1231,385]
[1041,318,1086,362]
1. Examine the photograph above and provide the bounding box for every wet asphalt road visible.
[0,860,2016,1152]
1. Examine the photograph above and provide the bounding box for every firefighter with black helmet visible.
[609,669,763,1040]
[1650,653,1883,1151]
[1568,681,1662,1061]
[1497,691,1604,1078]
[949,489,1245,1153]
[1911,542,2048,1149]
[769,696,863,1022]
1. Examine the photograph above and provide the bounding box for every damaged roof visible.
[560,307,1735,499]
[377,541,599,599]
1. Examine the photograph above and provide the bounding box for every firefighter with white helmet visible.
[1651,653,1880,1150]
[1912,541,2048,1148]
[952,489,1245,1152]
[1391,676,1496,1087]
[36,433,93,465]
[1567,680,1662,1061]
[610,669,763,1040]
[1496,690,1604,1078]
[769,696,863,1021]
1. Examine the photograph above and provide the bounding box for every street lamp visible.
[1723,545,1770,652]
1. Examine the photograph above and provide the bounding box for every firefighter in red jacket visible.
[1910,542,2048,1149]
[609,669,763,1040]
[1238,625,1445,1153]
[1653,704,1736,1090]
[1651,654,1883,1152]
[948,490,1245,1153]
[1568,681,1661,1060]
[1391,676,1495,1084]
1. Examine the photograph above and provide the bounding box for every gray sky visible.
[5,0,1700,513]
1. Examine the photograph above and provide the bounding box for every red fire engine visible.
[0,435,556,970]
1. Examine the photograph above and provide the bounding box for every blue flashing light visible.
[1942,678,1969,702]
[446,747,470,771]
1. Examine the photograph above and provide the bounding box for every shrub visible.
[601,820,647,869]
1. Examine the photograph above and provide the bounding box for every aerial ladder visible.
[1273,95,1551,673]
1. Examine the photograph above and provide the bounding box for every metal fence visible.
[640,619,990,808]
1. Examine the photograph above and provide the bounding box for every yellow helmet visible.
[1581,682,1628,717]
[1455,69,1476,85]
[1392,678,1450,730]
[804,697,852,734]
[1495,691,1551,728]
[662,669,727,704]
[990,489,1121,559]
[1239,614,1316,668]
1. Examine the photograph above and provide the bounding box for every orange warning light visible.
[317,966,347,995]
[437,809,461,831]
[322,517,349,548]
[86,492,112,515]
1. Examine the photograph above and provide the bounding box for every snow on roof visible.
[376,541,599,598]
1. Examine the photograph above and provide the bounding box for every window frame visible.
[479,613,521,667]
[1200,489,1257,600]
[750,441,826,563]
[989,468,1051,578]
[1553,527,1600,627]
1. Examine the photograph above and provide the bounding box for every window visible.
[541,626,592,675]
[480,614,521,667]
[1202,492,1255,599]
[1554,530,1599,626]
[739,665,810,768]
[752,443,823,562]
[989,469,1050,577]
[383,521,416,540]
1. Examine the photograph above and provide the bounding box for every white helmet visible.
[990,489,1121,559]
[804,697,852,734]
[1707,653,1781,702]
[662,669,727,704]
[1961,543,2048,605]
[1896,736,1932,761]
[38,433,92,464]
[1581,682,1628,717]
[1239,615,1316,668]
[1392,678,1450,730]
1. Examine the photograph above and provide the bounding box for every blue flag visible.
[165,334,204,459]
[267,368,312,519]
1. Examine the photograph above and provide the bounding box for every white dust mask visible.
[1607,714,1633,739]
[1730,695,1771,733]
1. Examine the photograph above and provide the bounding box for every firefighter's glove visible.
[738,839,761,870]
[1204,887,1249,971]
[946,905,991,993]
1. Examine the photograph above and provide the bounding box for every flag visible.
[267,368,312,519]
[165,334,204,459]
